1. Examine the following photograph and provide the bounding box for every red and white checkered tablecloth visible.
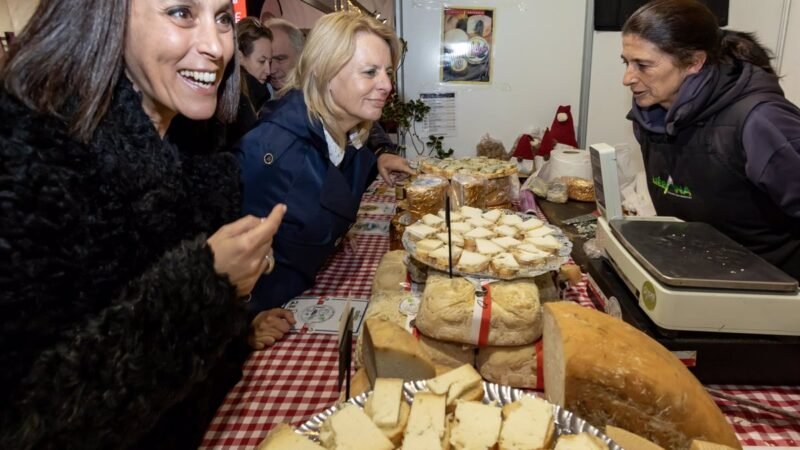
[201,184,800,449]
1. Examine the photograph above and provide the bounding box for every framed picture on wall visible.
[440,7,494,84]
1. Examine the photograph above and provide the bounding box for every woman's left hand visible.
[377,153,414,186]
[248,308,297,350]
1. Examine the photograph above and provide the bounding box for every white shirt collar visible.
[323,127,364,167]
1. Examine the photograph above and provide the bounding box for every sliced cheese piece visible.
[499,395,555,450]
[526,235,561,252]
[526,226,555,238]
[257,423,325,450]
[422,213,445,228]
[491,236,522,250]
[371,378,405,428]
[449,222,472,235]
[436,232,464,247]
[467,216,494,228]
[449,401,502,450]
[362,318,436,386]
[319,404,394,450]
[481,208,502,223]
[494,224,519,238]
[365,396,411,446]
[475,238,503,256]
[464,226,495,240]
[437,209,463,222]
[517,217,544,231]
[416,239,444,257]
[554,432,608,449]
[402,392,447,450]
[491,252,520,277]
[429,245,463,267]
[426,364,483,407]
[460,205,483,218]
[499,214,523,227]
[456,251,490,272]
[512,245,550,266]
[605,426,666,450]
[407,223,437,240]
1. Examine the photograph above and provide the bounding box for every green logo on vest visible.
[652,175,692,199]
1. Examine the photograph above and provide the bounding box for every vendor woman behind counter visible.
[621,0,800,279]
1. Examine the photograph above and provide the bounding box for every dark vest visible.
[640,94,800,279]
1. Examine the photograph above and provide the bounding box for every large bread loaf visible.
[416,272,542,346]
[542,302,741,450]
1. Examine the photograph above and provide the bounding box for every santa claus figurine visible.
[511,133,540,176]
[539,105,578,157]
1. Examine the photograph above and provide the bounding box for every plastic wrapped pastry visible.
[406,174,448,217]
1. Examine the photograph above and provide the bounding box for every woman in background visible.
[0,0,285,448]
[621,0,800,278]
[231,17,273,142]
[238,12,413,348]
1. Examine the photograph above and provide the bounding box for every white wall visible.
[399,0,587,158]
[585,0,790,162]
[0,0,37,35]
[781,1,800,105]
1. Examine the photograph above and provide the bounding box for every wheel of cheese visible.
[476,341,541,389]
[415,272,542,346]
[542,302,742,450]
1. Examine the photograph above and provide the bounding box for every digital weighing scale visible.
[586,143,800,384]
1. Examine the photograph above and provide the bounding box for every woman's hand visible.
[377,153,414,186]
[206,204,287,297]
[248,308,297,350]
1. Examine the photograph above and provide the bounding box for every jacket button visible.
[263,153,274,165]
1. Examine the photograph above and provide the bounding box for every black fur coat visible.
[0,78,247,448]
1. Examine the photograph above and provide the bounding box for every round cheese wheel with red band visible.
[418,334,475,375]
[476,340,543,390]
[542,302,741,450]
[416,272,542,346]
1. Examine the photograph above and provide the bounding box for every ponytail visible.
[720,30,775,75]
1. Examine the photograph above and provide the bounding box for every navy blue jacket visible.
[238,90,377,312]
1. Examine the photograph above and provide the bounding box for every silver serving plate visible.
[296,381,622,449]
[403,211,573,280]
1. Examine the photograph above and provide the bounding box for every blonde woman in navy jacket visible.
[238,12,413,348]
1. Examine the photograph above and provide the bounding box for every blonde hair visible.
[282,11,400,149]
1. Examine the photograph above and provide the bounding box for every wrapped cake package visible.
[452,173,487,209]
[406,174,448,217]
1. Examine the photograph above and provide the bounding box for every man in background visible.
[263,18,305,95]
